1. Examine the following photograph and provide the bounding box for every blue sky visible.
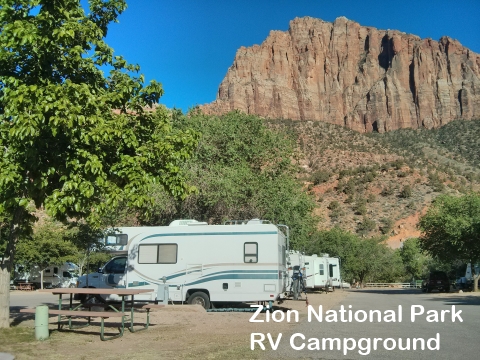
[100,0,480,112]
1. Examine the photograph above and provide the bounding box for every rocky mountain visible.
[201,17,480,133]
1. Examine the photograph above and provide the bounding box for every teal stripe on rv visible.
[141,231,277,241]
[185,274,278,286]
[184,273,279,286]
[128,273,279,288]
[165,269,278,281]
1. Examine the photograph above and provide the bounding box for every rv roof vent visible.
[169,219,199,226]
[247,218,271,225]
[187,222,208,226]
[322,253,329,257]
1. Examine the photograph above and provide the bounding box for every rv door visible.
[100,256,127,287]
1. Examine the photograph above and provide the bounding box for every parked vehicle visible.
[422,271,450,293]
[16,262,79,289]
[455,263,480,290]
[76,219,289,309]
[287,251,342,292]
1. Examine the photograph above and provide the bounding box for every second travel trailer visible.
[27,262,79,289]
[288,252,342,292]
[76,219,289,309]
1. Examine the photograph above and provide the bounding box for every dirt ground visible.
[4,289,350,360]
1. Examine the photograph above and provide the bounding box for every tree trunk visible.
[0,206,26,328]
[78,255,87,277]
[474,274,479,292]
[0,264,11,328]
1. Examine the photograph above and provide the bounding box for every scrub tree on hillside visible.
[0,0,198,327]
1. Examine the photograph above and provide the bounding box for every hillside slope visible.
[267,118,480,246]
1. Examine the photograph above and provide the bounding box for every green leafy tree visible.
[15,220,77,289]
[143,110,319,249]
[419,193,480,291]
[399,238,428,280]
[0,0,198,327]
[307,228,405,285]
[64,221,111,276]
[376,249,405,283]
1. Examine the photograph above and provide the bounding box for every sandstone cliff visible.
[201,17,480,132]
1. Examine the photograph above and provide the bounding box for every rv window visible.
[117,234,128,245]
[329,264,334,278]
[138,245,158,263]
[63,271,72,278]
[244,242,258,263]
[104,257,127,274]
[45,269,51,274]
[158,244,177,264]
[319,264,324,276]
[106,234,128,246]
[138,244,178,264]
[53,267,58,274]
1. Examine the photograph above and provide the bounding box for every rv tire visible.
[188,292,210,310]
[77,287,102,303]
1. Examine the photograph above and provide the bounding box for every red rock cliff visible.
[201,17,480,132]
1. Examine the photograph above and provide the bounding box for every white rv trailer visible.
[76,219,289,308]
[288,252,342,291]
[303,254,341,290]
[26,262,79,289]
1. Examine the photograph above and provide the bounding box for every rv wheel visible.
[188,292,210,310]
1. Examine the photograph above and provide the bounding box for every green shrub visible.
[380,217,394,235]
[381,184,395,196]
[399,185,412,198]
[328,201,340,211]
[311,170,332,185]
[357,217,376,236]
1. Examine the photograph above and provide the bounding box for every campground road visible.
[9,291,58,312]
[263,289,480,359]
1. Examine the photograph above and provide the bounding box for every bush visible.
[363,172,376,183]
[344,179,357,195]
[352,197,367,215]
[380,217,394,234]
[311,170,332,185]
[353,203,367,215]
[392,159,405,170]
[381,184,395,196]
[357,217,376,236]
[399,185,412,198]
[328,201,340,211]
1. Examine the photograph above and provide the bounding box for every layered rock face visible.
[201,17,480,132]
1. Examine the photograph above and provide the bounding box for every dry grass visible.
[3,291,349,359]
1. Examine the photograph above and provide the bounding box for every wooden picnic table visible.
[17,283,33,291]
[21,288,156,340]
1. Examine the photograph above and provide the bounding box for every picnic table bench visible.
[20,288,158,340]
[79,303,165,331]
[19,308,126,341]
[17,283,34,291]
